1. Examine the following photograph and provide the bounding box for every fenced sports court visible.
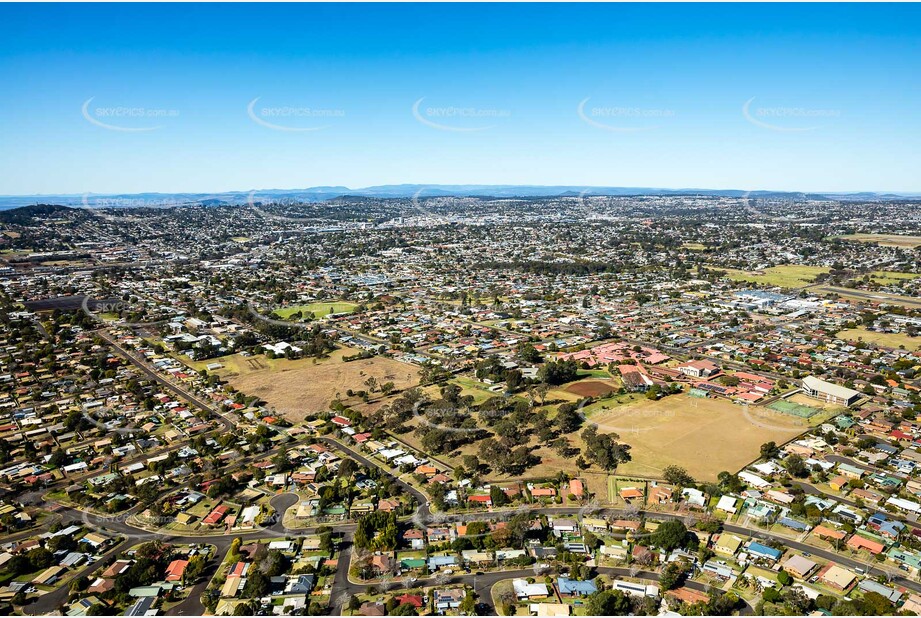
[768,399,820,418]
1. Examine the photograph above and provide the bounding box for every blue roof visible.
[748,542,782,559]
[777,517,809,531]
[879,521,905,536]
[427,555,457,567]
[557,577,598,595]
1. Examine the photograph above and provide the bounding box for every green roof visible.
[128,586,162,598]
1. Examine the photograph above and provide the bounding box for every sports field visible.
[837,327,921,351]
[718,264,829,289]
[273,301,358,319]
[836,233,921,248]
[200,347,419,420]
[586,395,806,481]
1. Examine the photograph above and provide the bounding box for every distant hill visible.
[0,203,84,224]
[2,185,919,210]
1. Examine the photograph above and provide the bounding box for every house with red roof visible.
[165,559,189,582]
[203,505,229,526]
[395,594,423,609]
[846,535,886,555]
[568,479,584,498]
[468,494,492,506]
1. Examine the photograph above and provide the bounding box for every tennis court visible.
[768,399,821,418]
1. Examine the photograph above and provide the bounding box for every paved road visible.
[97,329,236,432]
[23,540,128,615]
[480,567,755,616]
[824,454,887,476]
[30,436,921,616]
[821,286,921,309]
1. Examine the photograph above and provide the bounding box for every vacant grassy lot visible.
[586,395,806,481]
[836,327,921,350]
[718,264,829,289]
[211,348,419,420]
[867,270,921,285]
[836,233,921,248]
[273,301,358,319]
[450,376,502,404]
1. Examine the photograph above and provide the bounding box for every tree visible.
[783,454,809,478]
[649,519,689,552]
[555,403,582,433]
[762,586,781,603]
[460,591,476,615]
[717,471,743,493]
[659,560,688,591]
[272,446,292,473]
[505,369,523,392]
[518,343,542,363]
[462,455,480,474]
[391,602,418,616]
[586,589,632,616]
[662,465,695,487]
[580,425,630,471]
[760,441,780,460]
[490,485,510,507]
[538,360,579,385]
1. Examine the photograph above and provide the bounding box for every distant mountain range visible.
[0,185,918,210]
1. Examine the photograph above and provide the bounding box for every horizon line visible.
[3,183,921,200]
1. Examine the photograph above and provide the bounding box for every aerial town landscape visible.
[3,1,921,616]
[0,192,919,616]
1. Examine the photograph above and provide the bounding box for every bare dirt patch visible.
[565,380,618,398]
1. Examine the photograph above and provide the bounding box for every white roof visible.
[513,579,549,598]
[802,376,860,400]
[716,495,738,513]
[739,471,771,488]
[887,497,921,513]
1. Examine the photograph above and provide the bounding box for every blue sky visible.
[1,3,919,195]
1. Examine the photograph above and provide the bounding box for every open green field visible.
[836,233,921,248]
[586,395,806,481]
[577,368,614,379]
[837,327,921,350]
[273,301,358,319]
[447,376,502,404]
[867,270,921,285]
[718,264,829,289]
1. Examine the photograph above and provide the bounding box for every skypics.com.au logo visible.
[81,98,179,132]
